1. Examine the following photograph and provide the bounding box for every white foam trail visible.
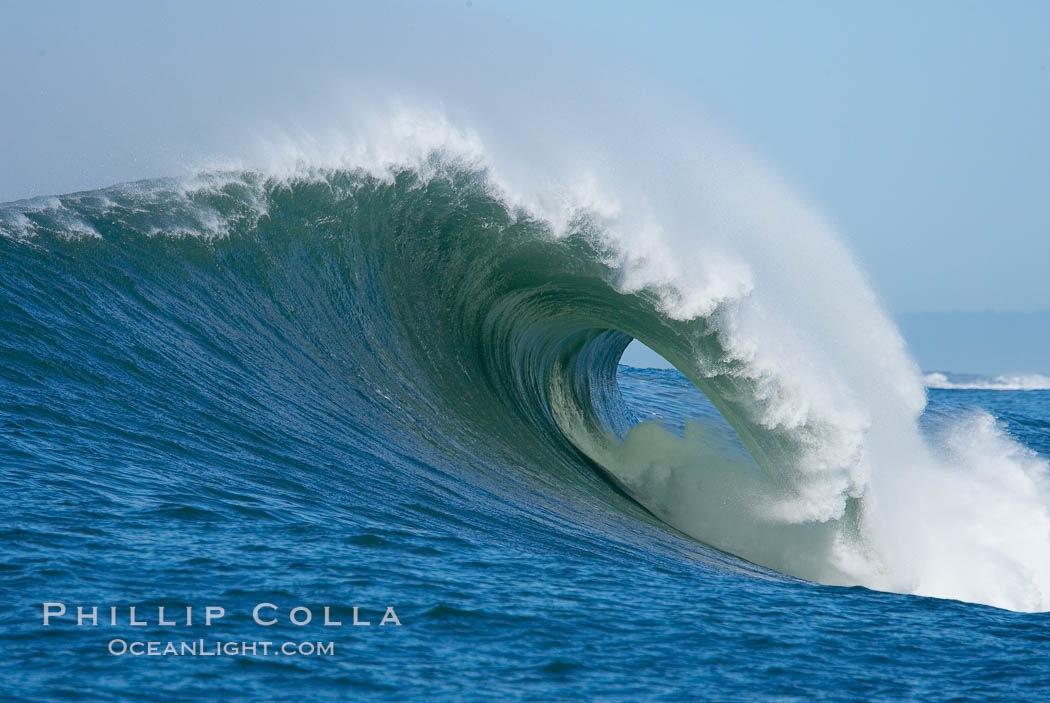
[925,372,1050,391]
[866,412,1050,611]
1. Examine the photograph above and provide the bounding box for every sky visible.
[511,1,1050,316]
[2,1,1047,369]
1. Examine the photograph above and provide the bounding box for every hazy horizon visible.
[624,309,1050,376]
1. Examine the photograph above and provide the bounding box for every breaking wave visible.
[2,108,1048,611]
[925,372,1050,391]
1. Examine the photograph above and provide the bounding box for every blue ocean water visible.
[2,171,1049,701]
[3,365,1050,700]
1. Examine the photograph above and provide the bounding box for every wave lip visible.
[924,372,1050,391]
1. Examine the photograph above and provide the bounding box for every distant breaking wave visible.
[2,106,1048,612]
[925,372,1050,391]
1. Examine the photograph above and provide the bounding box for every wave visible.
[925,372,1050,391]
[2,107,1048,612]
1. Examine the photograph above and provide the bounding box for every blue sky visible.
[512,2,1050,316]
[2,1,1047,327]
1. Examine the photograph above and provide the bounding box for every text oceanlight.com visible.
[108,639,336,657]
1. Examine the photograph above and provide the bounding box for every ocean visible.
[2,159,1048,701]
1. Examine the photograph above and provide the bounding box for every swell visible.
[2,159,1049,612]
